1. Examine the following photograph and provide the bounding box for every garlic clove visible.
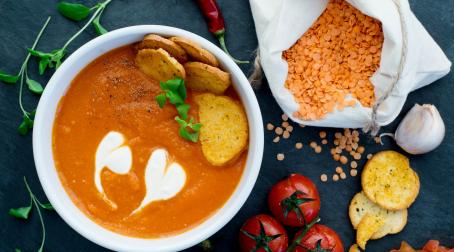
[395,104,445,155]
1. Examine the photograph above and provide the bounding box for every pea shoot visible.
[1,1,114,136]
[58,1,110,35]
[0,17,51,135]
[156,78,202,142]
[9,177,54,252]
[28,0,112,75]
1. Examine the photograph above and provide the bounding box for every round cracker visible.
[195,93,248,166]
[135,48,185,82]
[170,36,219,67]
[362,151,420,210]
[184,62,231,95]
[137,34,188,63]
[349,191,407,239]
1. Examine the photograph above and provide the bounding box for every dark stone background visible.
[1,0,453,251]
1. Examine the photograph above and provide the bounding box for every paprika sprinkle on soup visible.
[283,0,384,120]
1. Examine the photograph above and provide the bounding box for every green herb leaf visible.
[38,58,50,75]
[177,80,187,100]
[92,14,108,35]
[15,248,22,252]
[175,116,187,127]
[24,114,34,128]
[21,177,49,252]
[30,48,66,74]
[156,93,167,108]
[179,127,199,142]
[165,91,184,105]
[176,103,190,119]
[51,49,66,69]
[161,78,183,92]
[175,116,201,142]
[26,78,44,94]
[189,122,202,131]
[28,49,52,58]
[9,205,32,219]
[18,121,29,135]
[57,1,92,21]
[18,114,34,135]
[38,202,54,211]
[0,71,19,84]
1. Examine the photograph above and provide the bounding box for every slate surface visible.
[0,0,453,251]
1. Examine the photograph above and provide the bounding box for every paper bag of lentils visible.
[249,0,451,133]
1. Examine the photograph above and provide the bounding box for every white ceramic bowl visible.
[33,25,264,252]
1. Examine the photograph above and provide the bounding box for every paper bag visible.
[249,0,451,132]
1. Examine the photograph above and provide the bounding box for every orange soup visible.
[52,44,247,238]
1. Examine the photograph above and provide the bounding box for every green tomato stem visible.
[62,0,112,51]
[18,16,51,115]
[285,216,321,252]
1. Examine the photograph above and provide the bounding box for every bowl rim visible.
[32,25,264,252]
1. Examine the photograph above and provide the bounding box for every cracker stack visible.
[349,151,420,250]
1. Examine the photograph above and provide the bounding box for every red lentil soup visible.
[52,44,247,238]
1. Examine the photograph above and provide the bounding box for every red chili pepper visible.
[196,0,249,64]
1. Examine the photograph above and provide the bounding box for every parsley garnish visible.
[156,78,202,142]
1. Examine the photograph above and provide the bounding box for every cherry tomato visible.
[423,240,441,252]
[268,174,321,227]
[291,224,344,252]
[239,214,288,252]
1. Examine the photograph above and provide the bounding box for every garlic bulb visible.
[394,104,445,155]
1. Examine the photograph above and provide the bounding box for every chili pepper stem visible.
[216,34,249,64]
[286,216,321,252]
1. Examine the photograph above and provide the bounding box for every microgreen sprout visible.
[9,177,54,252]
[175,116,202,142]
[58,0,111,35]
[28,0,112,75]
[0,17,50,135]
[156,78,202,142]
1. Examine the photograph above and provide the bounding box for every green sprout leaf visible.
[29,48,66,74]
[38,58,50,75]
[157,78,202,142]
[179,127,199,142]
[189,122,202,132]
[155,93,167,108]
[175,116,201,142]
[177,83,187,100]
[176,103,190,120]
[15,248,22,252]
[92,14,108,35]
[57,1,92,21]
[9,205,32,219]
[160,78,183,91]
[0,71,19,84]
[165,90,184,105]
[18,113,34,135]
[10,177,53,252]
[26,78,44,94]
[17,121,29,136]
[38,203,54,211]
